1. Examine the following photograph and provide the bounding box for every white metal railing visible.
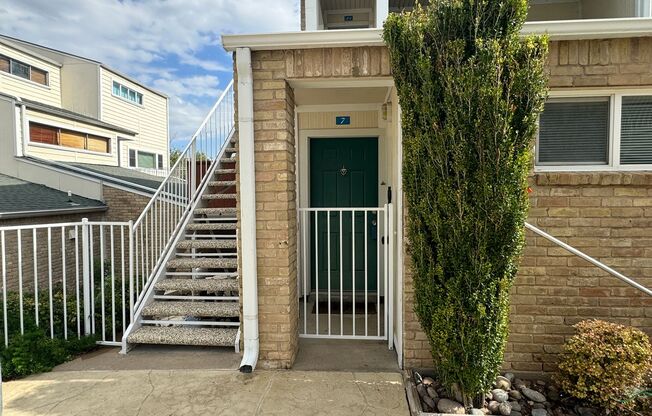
[0,219,133,346]
[129,167,171,177]
[525,222,652,297]
[130,80,235,314]
[298,205,393,345]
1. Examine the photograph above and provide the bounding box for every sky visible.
[0,0,300,149]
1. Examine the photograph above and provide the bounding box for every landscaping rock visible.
[576,407,599,416]
[533,403,546,410]
[499,402,512,416]
[510,412,522,416]
[422,395,437,410]
[422,377,435,386]
[438,399,465,414]
[451,383,464,403]
[492,389,509,403]
[503,373,515,382]
[417,384,428,399]
[509,401,521,412]
[471,409,485,415]
[521,387,547,403]
[508,390,522,400]
[532,409,548,416]
[488,401,501,414]
[495,376,511,391]
[427,386,439,399]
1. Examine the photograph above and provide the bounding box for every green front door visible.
[310,137,378,293]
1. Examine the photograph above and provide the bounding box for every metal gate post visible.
[81,218,92,335]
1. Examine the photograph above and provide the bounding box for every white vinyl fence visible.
[0,219,133,346]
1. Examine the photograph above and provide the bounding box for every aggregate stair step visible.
[186,222,236,231]
[215,169,236,174]
[177,239,237,249]
[208,181,236,187]
[167,257,238,269]
[194,207,237,216]
[224,147,237,153]
[201,193,237,200]
[155,278,239,293]
[142,300,240,318]
[128,326,238,347]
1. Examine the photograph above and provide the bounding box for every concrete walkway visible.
[3,369,409,415]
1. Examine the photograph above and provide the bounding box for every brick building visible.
[219,1,652,373]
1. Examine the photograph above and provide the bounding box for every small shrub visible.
[555,319,652,411]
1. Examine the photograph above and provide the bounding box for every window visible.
[112,81,143,105]
[538,98,610,165]
[29,122,111,154]
[128,149,164,170]
[536,92,652,170]
[0,54,48,86]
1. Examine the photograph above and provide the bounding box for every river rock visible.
[487,400,500,414]
[422,395,437,410]
[509,401,521,412]
[521,387,547,403]
[427,386,439,399]
[503,373,515,383]
[576,407,599,416]
[422,377,435,386]
[510,412,522,416]
[499,402,512,416]
[437,399,465,414]
[495,376,511,391]
[532,409,548,416]
[492,389,509,403]
[451,383,464,403]
[508,390,522,400]
[471,409,485,415]
[417,384,428,399]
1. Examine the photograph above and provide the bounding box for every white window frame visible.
[535,88,652,172]
[111,80,144,106]
[128,148,163,170]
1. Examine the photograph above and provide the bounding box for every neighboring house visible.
[207,0,652,373]
[0,34,168,225]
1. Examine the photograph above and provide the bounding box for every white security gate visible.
[298,204,393,346]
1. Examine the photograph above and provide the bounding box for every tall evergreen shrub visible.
[383,0,548,401]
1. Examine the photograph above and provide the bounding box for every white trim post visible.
[237,47,260,373]
[376,0,389,28]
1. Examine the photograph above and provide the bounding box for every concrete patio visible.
[2,344,409,415]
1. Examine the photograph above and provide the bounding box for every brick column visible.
[251,51,298,368]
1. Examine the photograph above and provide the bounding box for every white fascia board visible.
[222,18,652,52]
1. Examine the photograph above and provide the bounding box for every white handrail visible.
[525,222,652,297]
[130,80,235,311]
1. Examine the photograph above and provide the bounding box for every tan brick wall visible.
[548,37,652,87]
[102,185,150,223]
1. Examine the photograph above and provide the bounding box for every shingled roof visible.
[0,174,106,219]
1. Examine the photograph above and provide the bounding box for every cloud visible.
[0,0,300,144]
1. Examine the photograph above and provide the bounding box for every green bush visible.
[555,320,652,411]
[383,0,548,402]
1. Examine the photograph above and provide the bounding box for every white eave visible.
[222,18,652,51]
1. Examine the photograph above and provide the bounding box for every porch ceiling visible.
[294,87,389,106]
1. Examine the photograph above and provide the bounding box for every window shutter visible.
[29,123,58,145]
[538,98,610,165]
[620,96,652,165]
[129,149,137,167]
[157,154,163,170]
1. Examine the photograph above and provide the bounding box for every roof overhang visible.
[222,18,652,51]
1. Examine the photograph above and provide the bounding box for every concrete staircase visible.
[127,145,240,350]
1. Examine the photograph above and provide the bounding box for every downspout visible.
[236,47,259,373]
